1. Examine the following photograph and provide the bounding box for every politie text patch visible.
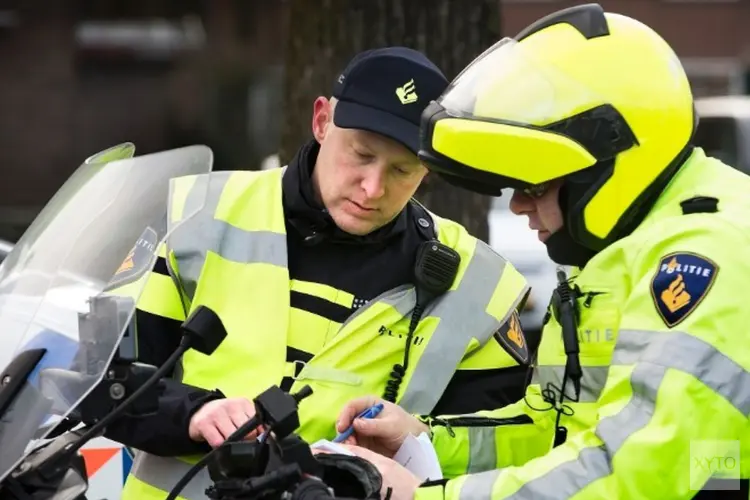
[494,310,530,365]
[106,227,159,290]
[650,252,718,328]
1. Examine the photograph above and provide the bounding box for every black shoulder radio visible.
[382,240,461,403]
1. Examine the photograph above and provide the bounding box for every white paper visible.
[392,432,443,481]
[310,439,356,456]
[311,433,443,482]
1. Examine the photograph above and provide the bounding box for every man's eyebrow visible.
[351,139,374,153]
[391,159,420,170]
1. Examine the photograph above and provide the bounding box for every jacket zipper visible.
[542,289,606,327]
[583,291,605,308]
[428,415,533,437]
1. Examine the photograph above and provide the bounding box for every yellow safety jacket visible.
[123,167,530,500]
[418,148,750,499]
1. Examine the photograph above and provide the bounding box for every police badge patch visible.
[650,252,718,328]
[106,227,159,290]
[494,310,530,365]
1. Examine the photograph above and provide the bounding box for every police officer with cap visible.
[103,46,533,500]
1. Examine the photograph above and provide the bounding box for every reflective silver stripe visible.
[503,329,750,498]
[340,284,415,332]
[168,171,287,301]
[468,427,498,474]
[168,171,227,300]
[459,469,502,500]
[532,365,610,402]
[612,329,750,414]
[129,452,210,499]
[399,242,524,415]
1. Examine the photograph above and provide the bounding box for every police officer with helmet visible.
[101,46,534,500]
[333,4,750,499]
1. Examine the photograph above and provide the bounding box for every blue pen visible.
[332,403,384,443]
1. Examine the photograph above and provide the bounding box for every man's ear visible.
[312,96,332,142]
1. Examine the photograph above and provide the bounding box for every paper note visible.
[311,433,442,482]
[392,432,443,481]
[310,439,356,456]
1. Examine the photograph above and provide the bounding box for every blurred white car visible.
[0,239,12,262]
[488,190,557,334]
[694,95,750,174]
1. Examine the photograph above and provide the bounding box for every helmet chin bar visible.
[564,141,696,254]
[560,158,616,253]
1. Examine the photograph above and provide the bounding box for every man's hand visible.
[188,397,259,448]
[335,396,429,457]
[342,444,421,500]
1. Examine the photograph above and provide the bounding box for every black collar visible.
[282,139,408,245]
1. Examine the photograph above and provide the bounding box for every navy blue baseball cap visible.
[332,47,449,155]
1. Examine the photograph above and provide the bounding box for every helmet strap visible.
[544,227,597,267]
[544,183,598,267]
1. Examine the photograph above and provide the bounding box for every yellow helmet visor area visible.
[418,36,637,195]
[428,116,597,186]
[438,37,600,127]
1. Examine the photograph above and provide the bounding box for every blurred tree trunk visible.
[280,0,500,243]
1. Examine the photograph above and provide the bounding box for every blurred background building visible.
[0,0,748,241]
[0,0,286,241]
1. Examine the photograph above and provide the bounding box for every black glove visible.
[312,453,382,500]
[290,478,336,500]
[205,451,383,500]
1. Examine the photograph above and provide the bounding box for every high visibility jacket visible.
[417,148,750,499]
[123,167,530,500]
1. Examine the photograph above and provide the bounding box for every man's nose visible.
[360,168,386,200]
[509,189,534,215]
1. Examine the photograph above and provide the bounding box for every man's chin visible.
[331,213,379,236]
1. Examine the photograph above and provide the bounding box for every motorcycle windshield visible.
[0,143,213,482]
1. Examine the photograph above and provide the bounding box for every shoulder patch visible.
[650,252,718,328]
[107,227,159,290]
[493,310,530,365]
